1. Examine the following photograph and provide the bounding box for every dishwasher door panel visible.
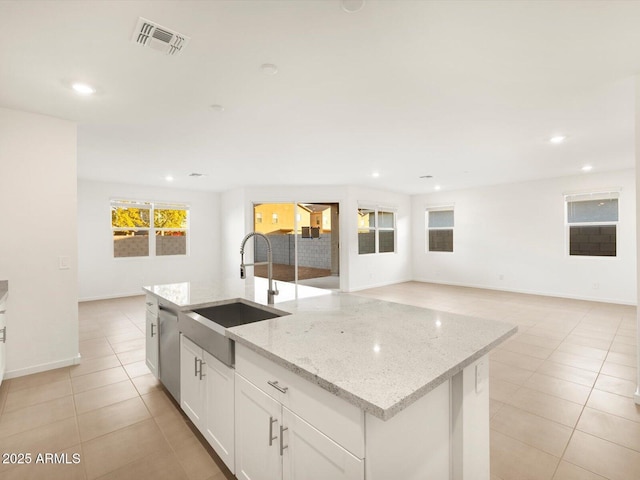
[159,308,180,403]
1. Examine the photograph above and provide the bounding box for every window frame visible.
[564,191,619,259]
[357,205,397,255]
[426,206,455,253]
[111,199,190,259]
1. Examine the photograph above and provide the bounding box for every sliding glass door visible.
[252,202,339,290]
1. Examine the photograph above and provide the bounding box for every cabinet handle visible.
[194,356,199,377]
[267,380,288,394]
[150,323,156,337]
[146,302,153,307]
[0,326,5,344]
[279,425,288,456]
[269,416,278,446]
[199,359,206,380]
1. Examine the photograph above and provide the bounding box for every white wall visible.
[412,169,636,304]
[219,185,412,292]
[0,107,79,377]
[346,186,412,291]
[78,180,220,300]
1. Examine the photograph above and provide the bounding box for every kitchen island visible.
[144,278,516,480]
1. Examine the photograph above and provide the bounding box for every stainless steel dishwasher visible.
[158,306,180,402]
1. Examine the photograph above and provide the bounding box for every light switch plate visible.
[58,256,70,270]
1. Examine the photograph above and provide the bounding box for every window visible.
[427,208,454,252]
[565,192,618,257]
[111,200,189,258]
[358,207,396,254]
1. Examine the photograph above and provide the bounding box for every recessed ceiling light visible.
[260,63,278,75]
[581,165,593,172]
[434,185,442,191]
[372,171,380,178]
[341,0,366,13]
[165,175,174,182]
[71,82,96,96]
[549,135,566,144]
[210,104,224,112]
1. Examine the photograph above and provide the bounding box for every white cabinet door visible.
[145,310,159,378]
[235,373,282,480]
[203,350,235,474]
[180,335,205,428]
[282,407,363,480]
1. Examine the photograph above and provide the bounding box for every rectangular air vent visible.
[132,17,190,56]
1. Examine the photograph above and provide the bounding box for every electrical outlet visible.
[593,283,600,290]
[499,274,504,280]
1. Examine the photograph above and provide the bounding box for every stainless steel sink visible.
[178,301,286,367]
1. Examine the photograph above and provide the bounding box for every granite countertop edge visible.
[228,325,517,421]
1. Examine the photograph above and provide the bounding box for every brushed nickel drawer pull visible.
[279,425,288,456]
[269,416,278,446]
[198,359,206,380]
[267,380,288,394]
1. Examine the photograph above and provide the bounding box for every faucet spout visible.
[239,232,279,305]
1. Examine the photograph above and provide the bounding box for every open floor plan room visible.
[0,282,636,480]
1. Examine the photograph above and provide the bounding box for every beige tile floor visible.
[0,282,637,479]
[356,282,639,480]
[0,295,233,480]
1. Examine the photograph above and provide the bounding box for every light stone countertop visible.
[144,279,517,420]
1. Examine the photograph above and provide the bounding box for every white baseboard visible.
[79,292,146,302]
[411,277,636,306]
[346,277,413,293]
[5,354,82,379]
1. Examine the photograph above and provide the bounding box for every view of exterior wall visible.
[429,230,453,252]
[157,235,187,256]
[113,234,149,257]
[358,231,375,254]
[255,233,331,269]
[569,225,616,256]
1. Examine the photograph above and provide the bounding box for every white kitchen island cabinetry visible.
[144,279,516,480]
[235,372,363,480]
[180,334,235,473]
[235,342,480,480]
[144,294,159,378]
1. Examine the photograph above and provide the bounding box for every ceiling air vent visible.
[131,17,190,56]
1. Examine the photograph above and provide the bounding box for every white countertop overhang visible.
[144,279,517,420]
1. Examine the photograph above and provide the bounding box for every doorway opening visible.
[252,202,340,291]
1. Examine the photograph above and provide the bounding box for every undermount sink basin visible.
[193,302,283,328]
[178,301,287,367]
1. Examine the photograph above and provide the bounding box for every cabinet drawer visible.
[145,294,158,316]
[235,343,364,459]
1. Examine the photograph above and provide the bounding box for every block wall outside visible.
[157,236,187,256]
[255,234,331,269]
[113,235,149,257]
[569,225,617,256]
[113,235,186,257]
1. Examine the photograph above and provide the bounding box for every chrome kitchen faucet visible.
[240,232,279,305]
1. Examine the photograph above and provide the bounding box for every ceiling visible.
[0,0,638,194]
